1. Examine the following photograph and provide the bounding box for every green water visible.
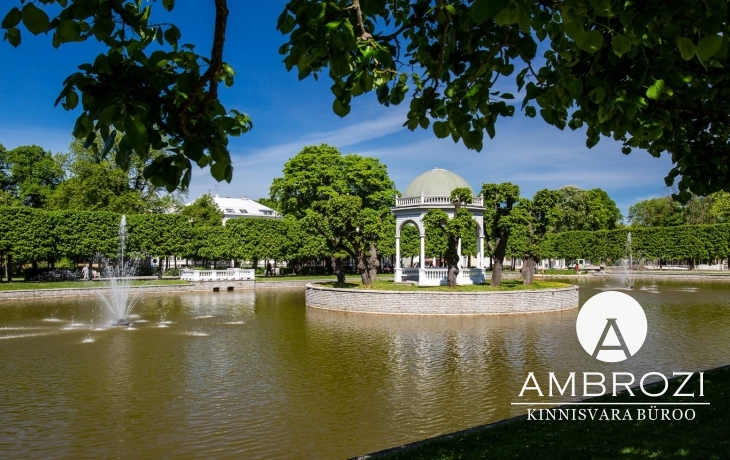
[0,279,728,458]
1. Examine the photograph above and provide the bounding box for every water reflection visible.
[0,280,728,459]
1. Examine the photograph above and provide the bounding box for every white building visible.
[187,194,280,223]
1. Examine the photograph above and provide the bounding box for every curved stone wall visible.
[305,284,579,315]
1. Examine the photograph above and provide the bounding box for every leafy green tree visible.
[2,0,251,192]
[422,188,476,287]
[278,0,730,198]
[5,145,63,207]
[711,192,730,223]
[48,139,179,213]
[481,182,520,286]
[270,144,396,284]
[306,195,391,284]
[554,186,622,232]
[510,189,559,284]
[182,194,224,227]
[628,197,685,227]
[399,223,420,261]
[126,214,192,275]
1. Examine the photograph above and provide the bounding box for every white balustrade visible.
[395,195,484,207]
[180,268,255,282]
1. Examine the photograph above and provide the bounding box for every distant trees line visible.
[0,207,335,281]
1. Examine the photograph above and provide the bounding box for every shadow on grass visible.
[362,366,730,460]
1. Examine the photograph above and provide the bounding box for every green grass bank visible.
[322,279,572,292]
[0,279,189,291]
[365,366,730,460]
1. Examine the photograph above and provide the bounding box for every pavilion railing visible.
[395,195,483,207]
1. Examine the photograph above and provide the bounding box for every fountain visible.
[617,231,636,289]
[98,215,141,326]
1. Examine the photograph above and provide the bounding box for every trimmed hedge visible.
[542,224,730,261]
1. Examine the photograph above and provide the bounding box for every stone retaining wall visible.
[305,284,579,315]
[254,280,320,289]
[0,280,255,301]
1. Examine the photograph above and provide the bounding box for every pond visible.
[1,278,729,459]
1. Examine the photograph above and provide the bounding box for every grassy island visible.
[319,279,573,292]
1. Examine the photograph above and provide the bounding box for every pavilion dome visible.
[401,168,473,198]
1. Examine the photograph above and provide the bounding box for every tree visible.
[511,189,559,284]
[7,2,729,196]
[399,223,420,261]
[48,139,172,213]
[422,188,476,287]
[711,192,730,223]
[554,186,622,232]
[278,0,730,199]
[2,0,251,192]
[181,194,224,227]
[306,195,391,284]
[628,197,686,227]
[481,182,520,286]
[4,145,63,207]
[270,144,396,284]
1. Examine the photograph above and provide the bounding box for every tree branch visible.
[346,0,372,40]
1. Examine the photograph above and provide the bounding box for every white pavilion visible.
[393,168,487,286]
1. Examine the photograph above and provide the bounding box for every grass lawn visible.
[0,279,190,291]
[320,279,572,292]
[373,366,730,459]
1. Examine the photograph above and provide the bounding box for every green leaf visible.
[210,161,229,181]
[433,121,450,138]
[164,25,180,50]
[697,35,722,61]
[124,115,148,150]
[21,3,49,35]
[57,19,81,42]
[333,99,350,117]
[65,90,79,109]
[611,34,632,57]
[162,0,175,12]
[2,7,22,29]
[524,105,536,117]
[646,79,665,100]
[675,37,696,60]
[589,87,606,104]
[469,0,509,24]
[4,27,21,47]
[577,30,604,54]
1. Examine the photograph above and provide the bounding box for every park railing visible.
[180,268,255,282]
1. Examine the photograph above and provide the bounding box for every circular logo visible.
[576,291,647,362]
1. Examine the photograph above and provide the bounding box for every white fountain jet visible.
[617,231,636,289]
[99,215,142,326]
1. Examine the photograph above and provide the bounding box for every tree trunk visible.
[357,243,380,286]
[251,256,258,270]
[522,258,535,285]
[445,236,459,288]
[5,254,11,282]
[332,256,346,284]
[491,258,503,286]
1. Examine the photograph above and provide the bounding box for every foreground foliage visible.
[374,366,730,459]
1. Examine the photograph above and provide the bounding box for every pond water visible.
[1,278,729,459]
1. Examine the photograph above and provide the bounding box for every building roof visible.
[187,194,279,219]
[402,168,473,198]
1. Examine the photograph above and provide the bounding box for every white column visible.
[395,236,401,269]
[478,237,484,268]
[420,235,425,269]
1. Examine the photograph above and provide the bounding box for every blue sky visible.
[0,1,674,218]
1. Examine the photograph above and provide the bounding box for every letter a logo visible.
[592,318,632,359]
[576,292,647,363]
